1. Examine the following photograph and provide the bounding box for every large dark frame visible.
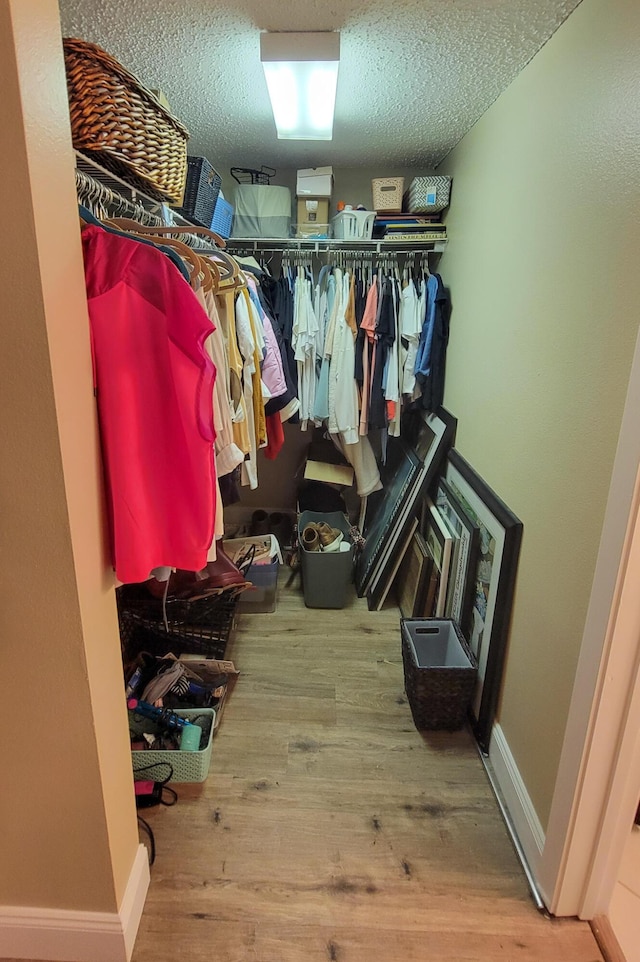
[355,408,457,602]
[444,450,523,753]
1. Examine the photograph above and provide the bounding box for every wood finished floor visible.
[131,576,603,962]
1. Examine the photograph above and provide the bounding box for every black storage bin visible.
[401,618,477,731]
[175,156,222,227]
[298,511,354,609]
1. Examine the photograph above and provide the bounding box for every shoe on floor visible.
[301,524,320,552]
[315,522,343,552]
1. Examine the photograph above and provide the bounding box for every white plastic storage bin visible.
[332,210,375,240]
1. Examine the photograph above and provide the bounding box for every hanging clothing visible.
[328,270,360,444]
[235,289,266,488]
[369,277,396,431]
[358,278,379,436]
[81,224,217,584]
[264,413,285,460]
[292,271,319,429]
[400,278,422,397]
[415,273,451,411]
[199,289,245,479]
[215,290,251,456]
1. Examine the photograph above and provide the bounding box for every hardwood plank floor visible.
[131,577,603,962]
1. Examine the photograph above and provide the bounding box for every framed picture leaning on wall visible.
[395,530,432,618]
[434,477,480,629]
[356,407,457,601]
[444,450,523,753]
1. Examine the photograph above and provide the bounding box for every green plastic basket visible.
[129,707,215,783]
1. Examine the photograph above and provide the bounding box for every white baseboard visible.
[489,723,546,880]
[0,844,150,962]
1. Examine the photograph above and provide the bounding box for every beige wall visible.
[438,0,640,827]
[0,0,138,913]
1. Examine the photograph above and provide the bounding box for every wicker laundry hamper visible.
[63,37,189,203]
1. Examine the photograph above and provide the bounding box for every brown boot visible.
[301,524,320,552]
[315,522,343,552]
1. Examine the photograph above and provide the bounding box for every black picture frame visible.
[356,408,457,601]
[444,450,523,753]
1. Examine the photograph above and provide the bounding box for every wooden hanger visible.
[116,223,227,250]
[105,217,213,291]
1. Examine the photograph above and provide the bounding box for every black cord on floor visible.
[138,815,156,865]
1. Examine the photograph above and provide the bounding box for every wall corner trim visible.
[0,844,150,962]
[489,724,546,879]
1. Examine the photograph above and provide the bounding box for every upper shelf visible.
[226,236,447,253]
[74,154,447,254]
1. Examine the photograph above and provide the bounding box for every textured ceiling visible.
[58,0,581,172]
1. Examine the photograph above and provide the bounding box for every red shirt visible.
[82,225,217,583]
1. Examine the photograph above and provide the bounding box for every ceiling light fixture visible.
[260,31,340,141]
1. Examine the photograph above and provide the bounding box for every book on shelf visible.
[382,231,447,242]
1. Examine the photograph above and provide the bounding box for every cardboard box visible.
[297,197,330,225]
[304,459,354,487]
[297,166,333,197]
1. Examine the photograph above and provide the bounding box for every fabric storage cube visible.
[401,618,477,731]
[130,707,215,782]
[174,156,222,227]
[372,177,404,212]
[406,176,452,214]
[232,184,291,238]
[298,510,354,609]
[211,196,234,239]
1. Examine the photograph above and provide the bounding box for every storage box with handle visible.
[63,37,189,203]
[372,177,405,213]
[401,618,477,731]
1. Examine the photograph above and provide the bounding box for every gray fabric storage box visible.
[298,511,354,609]
[401,618,476,730]
[232,184,291,238]
[406,176,451,214]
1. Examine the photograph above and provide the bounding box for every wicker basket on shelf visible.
[63,37,189,203]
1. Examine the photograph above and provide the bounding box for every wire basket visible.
[175,156,222,228]
[63,38,189,203]
[230,166,276,185]
[118,589,239,661]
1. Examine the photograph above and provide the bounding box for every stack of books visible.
[373,213,447,242]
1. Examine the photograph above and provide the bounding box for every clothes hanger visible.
[105,217,211,291]
[124,224,227,250]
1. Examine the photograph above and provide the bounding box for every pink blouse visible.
[82,225,217,583]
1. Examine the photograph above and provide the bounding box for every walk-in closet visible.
[2,2,640,962]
